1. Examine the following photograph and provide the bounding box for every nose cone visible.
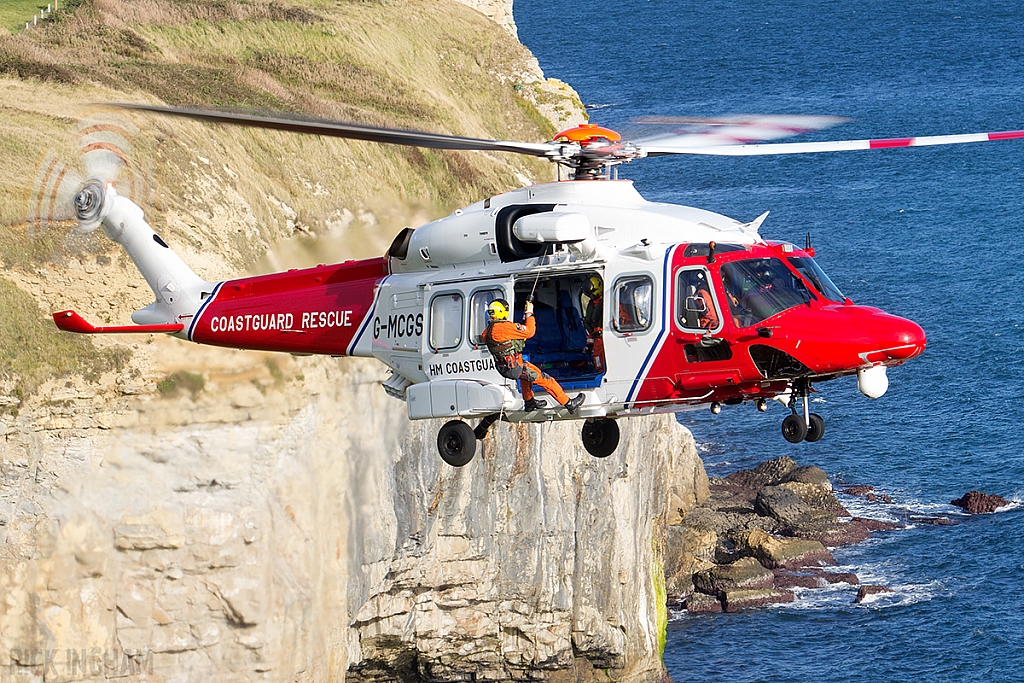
[883,315,927,361]
[768,305,926,374]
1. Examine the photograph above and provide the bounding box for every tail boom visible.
[188,258,388,356]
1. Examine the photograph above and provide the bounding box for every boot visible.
[564,394,585,415]
[523,398,547,412]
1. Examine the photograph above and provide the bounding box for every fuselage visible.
[181,180,925,422]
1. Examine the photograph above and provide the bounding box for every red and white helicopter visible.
[46,104,1024,465]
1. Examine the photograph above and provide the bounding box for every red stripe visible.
[870,138,914,148]
[988,130,1024,141]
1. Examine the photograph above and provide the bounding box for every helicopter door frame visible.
[674,265,725,335]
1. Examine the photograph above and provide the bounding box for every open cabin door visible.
[513,272,604,391]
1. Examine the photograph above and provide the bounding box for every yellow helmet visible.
[585,275,603,298]
[487,298,510,322]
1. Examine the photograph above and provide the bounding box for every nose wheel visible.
[780,381,825,443]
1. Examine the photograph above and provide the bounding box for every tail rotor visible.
[27,111,147,236]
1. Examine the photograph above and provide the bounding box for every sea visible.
[515,1,1024,680]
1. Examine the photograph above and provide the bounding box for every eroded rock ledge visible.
[664,456,900,613]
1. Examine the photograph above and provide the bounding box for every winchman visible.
[582,275,605,373]
[483,298,585,414]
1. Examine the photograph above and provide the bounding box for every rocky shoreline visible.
[664,456,903,613]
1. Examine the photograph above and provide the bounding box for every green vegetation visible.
[156,370,205,399]
[0,277,128,394]
[653,535,668,658]
[1,2,48,33]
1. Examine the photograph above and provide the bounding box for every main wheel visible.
[781,414,807,443]
[581,418,620,458]
[437,420,476,467]
[805,413,825,442]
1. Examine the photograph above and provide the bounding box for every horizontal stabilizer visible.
[53,309,184,334]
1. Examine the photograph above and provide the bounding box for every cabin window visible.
[789,257,845,303]
[469,288,504,345]
[613,276,653,333]
[429,293,464,351]
[676,267,722,333]
[721,257,811,328]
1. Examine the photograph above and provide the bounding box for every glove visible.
[524,301,534,315]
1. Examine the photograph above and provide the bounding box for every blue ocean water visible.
[515,1,1024,680]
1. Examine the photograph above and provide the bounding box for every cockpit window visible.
[789,257,845,303]
[721,257,811,327]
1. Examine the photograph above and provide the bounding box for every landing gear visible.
[781,413,807,443]
[437,419,476,467]
[805,413,825,442]
[780,379,826,444]
[581,418,620,458]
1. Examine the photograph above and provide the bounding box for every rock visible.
[721,588,795,613]
[782,465,831,488]
[853,517,902,532]
[725,456,798,488]
[807,569,859,586]
[951,490,1010,514]
[841,485,874,496]
[780,481,848,516]
[771,570,825,589]
[692,557,773,595]
[909,515,959,526]
[790,519,871,547]
[735,528,834,569]
[684,593,722,614]
[664,526,716,596]
[754,485,813,526]
[855,585,893,603]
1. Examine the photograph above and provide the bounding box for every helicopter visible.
[47,103,1024,466]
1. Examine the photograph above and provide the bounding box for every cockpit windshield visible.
[721,257,812,327]
[789,257,845,303]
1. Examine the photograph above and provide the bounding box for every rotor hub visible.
[74,180,106,228]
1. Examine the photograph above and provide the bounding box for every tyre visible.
[581,418,620,458]
[805,413,825,442]
[781,414,807,443]
[437,420,476,467]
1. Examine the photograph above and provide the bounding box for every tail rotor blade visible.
[27,152,84,237]
[78,114,137,185]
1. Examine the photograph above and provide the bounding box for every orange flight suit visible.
[484,313,570,405]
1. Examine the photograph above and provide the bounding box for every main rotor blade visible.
[110,103,558,158]
[632,115,849,150]
[644,128,1024,156]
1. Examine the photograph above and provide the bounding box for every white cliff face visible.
[0,341,706,681]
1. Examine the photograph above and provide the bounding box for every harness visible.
[483,323,525,380]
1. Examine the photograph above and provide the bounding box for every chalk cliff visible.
[2,344,706,681]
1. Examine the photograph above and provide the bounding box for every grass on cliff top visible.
[0,2,48,33]
[0,278,128,398]
[0,0,563,395]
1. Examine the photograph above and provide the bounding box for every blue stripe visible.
[625,246,675,403]
[187,281,224,341]
[346,275,389,356]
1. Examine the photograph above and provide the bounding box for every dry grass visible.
[0,277,128,397]
[0,0,571,396]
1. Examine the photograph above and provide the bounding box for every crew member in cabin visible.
[483,299,585,414]
[582,275,605,373]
